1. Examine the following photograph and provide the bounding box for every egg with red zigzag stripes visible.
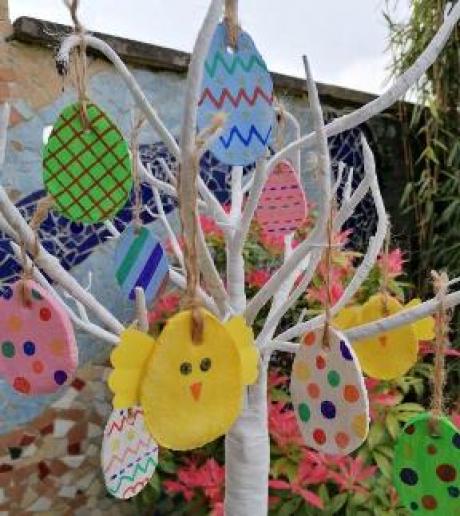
[291,328,370,455]
[101,407,158,499]
[197,22,275,166]
[255,160,308,236]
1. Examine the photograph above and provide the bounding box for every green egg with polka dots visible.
[393,413,460,514]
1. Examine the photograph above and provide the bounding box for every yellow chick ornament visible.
[109,310,259,451]
[334,294,435,380]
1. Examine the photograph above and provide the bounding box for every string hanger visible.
[429,270,451,436]
[224,0,239,49]
[63,0,89,129]
[178,114,225,343]
[322,197,335,350]
[19,195,54,305]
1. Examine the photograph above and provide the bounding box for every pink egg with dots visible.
[0,279,78,395]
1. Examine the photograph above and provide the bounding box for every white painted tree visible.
[0,0,459,514]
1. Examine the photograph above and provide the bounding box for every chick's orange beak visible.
[190,382,202,401]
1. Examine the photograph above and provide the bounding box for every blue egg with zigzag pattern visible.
[197,23,275,166]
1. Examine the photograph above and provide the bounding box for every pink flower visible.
[378,248,405,277]
[269,402,305,450]
[246,269,271,288]
[163,458,225,511]
[148,293,181,324]
[307,282,344,307]
[269,452,327,509]
[199,214,224,238]
[268,369,289,389]
[451,411,460,429]
[327,456,376,495]
[419,341,460,357]
[260,231,284,254]
[365,378,401,421]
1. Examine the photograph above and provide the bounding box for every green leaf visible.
[385,413,401,440]
[368,421,386,449]
[373,450,392,479]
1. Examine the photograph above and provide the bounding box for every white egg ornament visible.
[290,328,370,455]
[197,23,275,166]
[102,407,158,499]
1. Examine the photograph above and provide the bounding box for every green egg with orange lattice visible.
[43,102,132,224]
[393,413,460,515]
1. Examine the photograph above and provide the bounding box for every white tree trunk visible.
[225,367,269,516]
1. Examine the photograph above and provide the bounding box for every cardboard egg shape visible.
[291,327,369,455]
[0,280,78,395]
[197,23,275,166]
[43,102,132,224]
[102,407,158,499]
[393,413,460,514]
[255,160,308,236]
[114,225,169,305]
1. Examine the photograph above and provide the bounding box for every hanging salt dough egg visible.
[197,23,275,166]
[0,280,77,395]
[393,413,460,514]
[114,225,169,305]
[43,102,132,224]
[101,407,158,499]
[109,312,259,450]
[352,294,418,380]
[291,327,369,455]
[255,160,308,236]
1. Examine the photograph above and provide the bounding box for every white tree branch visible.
[0,186,125,334]
[178,0,229,317]
[135,287,149,332]
[57,34,180,159]
[11,242,119,345]
[273,136,388,343]
[268,2,460,168]
[245,56,332,325]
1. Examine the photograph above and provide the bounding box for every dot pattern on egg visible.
[290,327,369,455]
[0,280,77,395]
[393,413,460,514]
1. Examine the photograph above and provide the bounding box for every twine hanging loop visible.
[429,270,451,435]
[224,0,239,48]
[64,0,89,128]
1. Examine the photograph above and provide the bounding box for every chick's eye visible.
[180,362,192,375]
[200,357,212,372]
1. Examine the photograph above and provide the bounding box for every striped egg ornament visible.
[101,407,158,499]
[114,225,169,305]
[255,160,308,236]
[197,23,275,166]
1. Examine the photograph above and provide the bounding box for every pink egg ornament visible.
[0,280,78,395]
[255,160,308,236]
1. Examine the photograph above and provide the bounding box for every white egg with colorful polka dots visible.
[290,327,369,455]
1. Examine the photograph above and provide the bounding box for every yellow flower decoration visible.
[334,294,434,380]
[109,310,259,450]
